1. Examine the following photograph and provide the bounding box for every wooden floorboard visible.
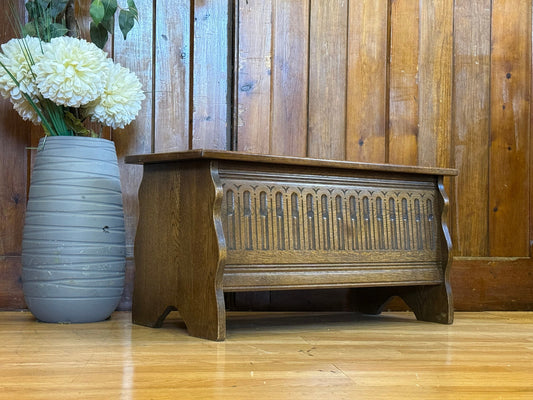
[0,311,532,399]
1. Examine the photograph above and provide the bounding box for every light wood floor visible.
[0,311,532,399]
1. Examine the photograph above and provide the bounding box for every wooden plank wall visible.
[0,0,532,311]
[0,2,28,309]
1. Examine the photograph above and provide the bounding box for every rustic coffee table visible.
[126,150,457,340]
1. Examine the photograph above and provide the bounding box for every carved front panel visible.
[219,167,443,266]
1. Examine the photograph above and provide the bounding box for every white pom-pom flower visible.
[85,61,145,129]
[12,97,41,124]
[0,36,43,100]
[33,36,109,107]
[0,34,145,135]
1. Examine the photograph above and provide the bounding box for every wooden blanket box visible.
[125,150,457,341]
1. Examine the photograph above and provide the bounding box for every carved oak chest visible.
[126,150,457,340]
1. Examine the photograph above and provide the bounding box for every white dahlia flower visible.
[33,36,109,107]
[85,61,145,129]
[0,36,43,100]
[12,97,41,124]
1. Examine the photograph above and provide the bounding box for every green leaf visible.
[49,0,69,18]
[101,0,118,20]
[36,0,51,9]
[22,21,38,37]
[90,0,105,25]
[101,15,115,34]
[119,9,136,39]
[25,2,39,19]
[127,0,139,19]
[49,23,69,38]
[90,21,109,49]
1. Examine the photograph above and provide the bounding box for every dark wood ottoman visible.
[125,150,457,340]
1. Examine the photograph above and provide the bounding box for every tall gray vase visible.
[22,136,126,323]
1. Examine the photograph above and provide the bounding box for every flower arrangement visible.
[0,0,145,137]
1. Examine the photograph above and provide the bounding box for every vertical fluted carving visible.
[306,194,316,250]
[221,182,441,254]
[291,193,301,250]
[226,190,236,250]
[335,195,345,250]
[243,191,253,250]
[275,192,285,250]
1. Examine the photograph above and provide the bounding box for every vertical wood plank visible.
[192,0,230,150]
[308,0,348,160]
[345,0,388,163]
[0,123,28,256]
[235,0,272,154]
[154,0,190,152]
[112,0,153,257]
[270,0,309,157]
[418,0,454,168]
[74,0,93,39]
[489,0,531,257]
[0,258,25,310]
[0,1,29,257]
[531,0,533,257]
[0,0,28,310]
[388,0,419,166]
[452,0,491,256]
[0,0,27,257]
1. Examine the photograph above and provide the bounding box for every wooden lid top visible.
[125,149,458,176]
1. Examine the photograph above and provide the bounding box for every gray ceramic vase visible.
[22,136,126,323]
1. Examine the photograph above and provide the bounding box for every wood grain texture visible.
[235,0,272,154]
[345,0,388,163]
[531,2,533,258]
[0,2,28,257]
[452,258,533,310]
[307,0,348,160]
[73,0,91,37]
[489,0,531,257]
[0,258,25,310]
[2,311,533,398]
[0,1,29,311]
[418,0,454,168]
[270,0,309,157]
[0,113,28,258]
[452,0,491,257]
[111,0,153,258]
[132,161,226,340]
[154,0,190,152]
[130,164,182,328]
[191,0,230,150]
[232,260,533,312]
[125,148,457,176]
[388,0,419,166]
